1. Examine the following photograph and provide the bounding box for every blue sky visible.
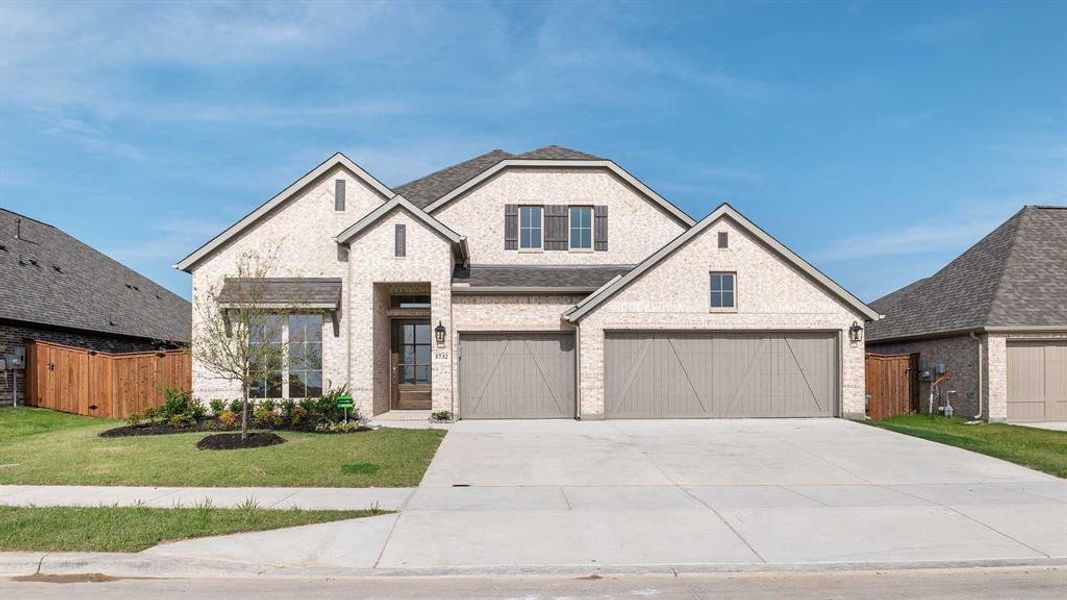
[1,0,1064,301]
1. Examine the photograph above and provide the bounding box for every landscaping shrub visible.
[430,410,453,422]
[217,410,238,429]
[253,405,282,428]
[208,399,226,415]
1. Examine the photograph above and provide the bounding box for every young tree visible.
[193,250,288,441]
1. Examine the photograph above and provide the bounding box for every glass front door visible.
[391,319,432,409]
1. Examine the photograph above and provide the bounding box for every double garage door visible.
[1007,341,1067,421]
[458,330,838,419]
[605,332,837,418]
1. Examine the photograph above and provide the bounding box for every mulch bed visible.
[99,420,216,438]
[196,432,287,451]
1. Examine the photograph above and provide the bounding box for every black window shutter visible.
[594,205,608,251]
[335,180,346,211]
[504,204,518,250]
[545,205,568,251]
[395,224,406,257]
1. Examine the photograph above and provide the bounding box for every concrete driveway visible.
[147,419,1067,573]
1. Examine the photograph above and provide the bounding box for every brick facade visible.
[186,156,872,421]
[867,334,986,418]
[434,167,687,266]
[868,331,1067,421]
[0,320,164,405]
[575,217,868,419]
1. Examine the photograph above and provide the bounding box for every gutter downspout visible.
[970,331,983,420]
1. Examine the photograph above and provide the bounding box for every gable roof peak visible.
[514,145,603,160]
[565,203,877,322]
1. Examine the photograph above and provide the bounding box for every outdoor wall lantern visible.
[435,321,447,345]
[849,321,864,343]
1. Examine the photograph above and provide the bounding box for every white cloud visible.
[813,191,1064,262]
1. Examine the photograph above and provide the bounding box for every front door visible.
[391,319,432,410]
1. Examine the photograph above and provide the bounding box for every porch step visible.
[374,410,432,421]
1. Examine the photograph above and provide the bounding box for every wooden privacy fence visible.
[25,340,191,419]
[865,353,919,420]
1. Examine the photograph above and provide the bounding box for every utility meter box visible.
[4,347,25,370]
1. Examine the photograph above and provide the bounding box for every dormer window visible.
[519,206,543,250]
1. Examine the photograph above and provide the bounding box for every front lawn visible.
[0,505,382,552]
[0,407,445,487]
[869,415,1067,478]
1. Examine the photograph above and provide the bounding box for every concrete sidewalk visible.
[0,485,413,510]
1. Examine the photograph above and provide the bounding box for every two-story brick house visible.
[178,146,877,420]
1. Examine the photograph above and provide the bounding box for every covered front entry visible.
[1007,341,1067,421]
[604,331,837,418]
[458,332,576,419]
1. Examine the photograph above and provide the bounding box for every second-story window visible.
[519,206,543,250]
[569,206,592,249]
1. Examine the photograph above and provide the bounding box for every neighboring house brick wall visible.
[867,334,986,418]
[0,321,163,405]
[345,210,454,417]
[189,167,386,400]
[433,168,686,265]
[868,331,1067,421]
[450,294,582,418]
[576,217,867,419]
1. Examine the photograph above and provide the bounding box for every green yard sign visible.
[336,394,354,409]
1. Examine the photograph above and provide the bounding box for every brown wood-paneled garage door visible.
[1007,341,1067,421]
[458,332,576,419]
[605,331,837,418]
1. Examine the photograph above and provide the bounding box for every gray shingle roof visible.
[218,278,342,307]
[453,264,634,290]
[394,146,603,208]
[514,145,603,160]
[395,150,513,208]
[0,208,191,343]
[868,206,1067,341]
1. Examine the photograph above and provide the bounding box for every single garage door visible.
[1007,341,1067,421]
[605,331,837,418]
[459,332,576,419]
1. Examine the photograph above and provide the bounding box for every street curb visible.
[3,552,1066,580]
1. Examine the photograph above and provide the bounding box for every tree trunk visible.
[241,391,249,441]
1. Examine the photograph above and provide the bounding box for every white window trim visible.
[568,205,594,252]
[709,271,738,313]
[518,205,544,252]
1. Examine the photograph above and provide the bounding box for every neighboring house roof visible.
[452,264,634,294]
[218,278,342,309]
[176,153,394,272]
[868,205,1067,342]
[334,195,469,259]
[564,203,880,323]
[0,208,191,343]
